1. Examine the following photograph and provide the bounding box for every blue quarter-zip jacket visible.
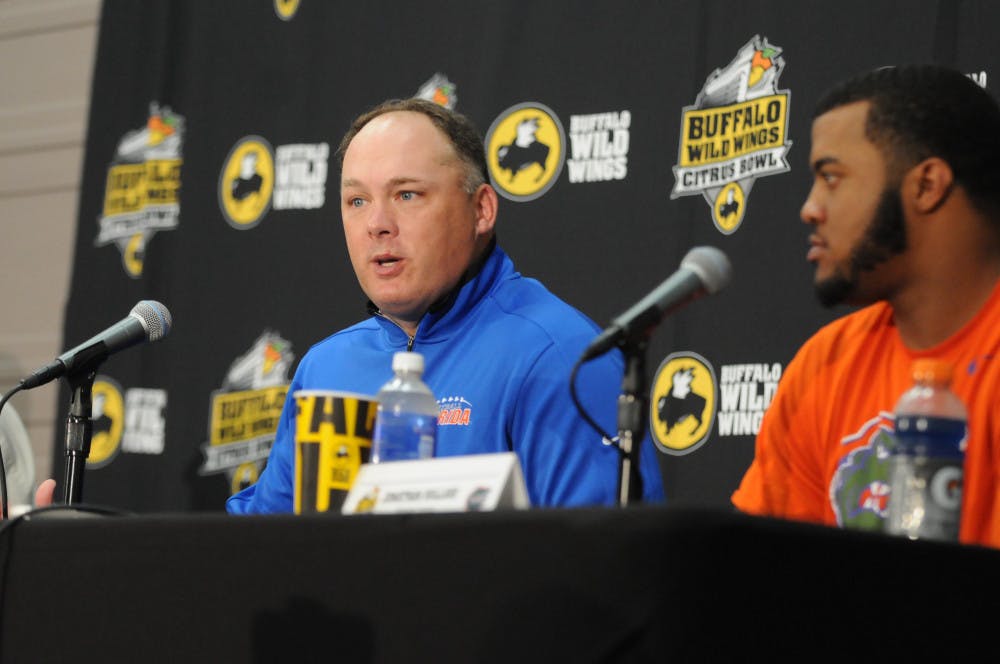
[227,244,664,512]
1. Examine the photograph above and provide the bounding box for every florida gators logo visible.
[830,413,895,531]
[438,396,472,426]
[856,481,890,517]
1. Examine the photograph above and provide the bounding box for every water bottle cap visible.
[911,358,953,385]
[392,351,425,374]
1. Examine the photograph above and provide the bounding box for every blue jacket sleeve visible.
[511,344,665,507]
[225,384,298,514]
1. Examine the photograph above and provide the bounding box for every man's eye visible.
[349,197,364,207]
[400,191,415,201]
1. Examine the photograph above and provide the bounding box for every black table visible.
[1,506,996,662]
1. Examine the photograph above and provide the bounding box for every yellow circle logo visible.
[486,102,565,202]
[713,182,746,234]
[649,352,716,455]
[230,462,260,495]
[88,378,125,468]
[122,232,145,277]
[219,136,275,229]
[274,0,300,20]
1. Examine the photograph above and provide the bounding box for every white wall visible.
[0,0,101,492]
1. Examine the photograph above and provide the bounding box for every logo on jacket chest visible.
[437,395,473,426]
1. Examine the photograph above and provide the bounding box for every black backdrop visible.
[56,0,1000,512]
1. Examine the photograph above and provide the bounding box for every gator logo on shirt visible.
[830,412,896,531]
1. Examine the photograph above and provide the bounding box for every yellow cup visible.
[293,390,377,514]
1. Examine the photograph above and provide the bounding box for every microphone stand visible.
[616,337,647,507]
[62,367,97,505]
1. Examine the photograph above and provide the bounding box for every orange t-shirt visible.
[732,281,1000,548]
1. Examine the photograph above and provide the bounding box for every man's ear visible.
[473,183,499,236]
[906,157,954,214]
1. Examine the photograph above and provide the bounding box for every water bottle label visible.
[886,456,963,541]
[893,415,966,459]
[372,412,437,463]
[887,416,965,541]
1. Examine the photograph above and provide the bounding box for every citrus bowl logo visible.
[649,352,717,455]
[219,136,275,229]
[670,35,791,235]
[96,102,183,278]
[416,72,458,110]
[486,102,565,202]
[87,377,125,468]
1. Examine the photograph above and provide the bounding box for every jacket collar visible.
[368,238,511,346]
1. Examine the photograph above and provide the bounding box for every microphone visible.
[20,300,172,389]
[582,246,731,360]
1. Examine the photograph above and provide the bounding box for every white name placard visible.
[341,452,530,514]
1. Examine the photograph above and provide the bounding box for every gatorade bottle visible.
[371,351,438,463]
[886,358,967,542]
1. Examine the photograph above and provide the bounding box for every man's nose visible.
[367,202,398,237]
[800,185,824,225]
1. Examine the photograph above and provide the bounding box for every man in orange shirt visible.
[732,65,1000,547]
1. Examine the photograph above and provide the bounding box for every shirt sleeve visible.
[511,343,665,507]
[225,381,298,515]
[731,342,828,521]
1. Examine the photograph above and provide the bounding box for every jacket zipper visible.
[374,310,417,351]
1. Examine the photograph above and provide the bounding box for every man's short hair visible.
[814,65,1000,220]
[337,98,489,195]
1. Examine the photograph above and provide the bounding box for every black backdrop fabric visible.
[57,0,1000,512]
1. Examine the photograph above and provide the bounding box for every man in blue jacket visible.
[227,98,664,513]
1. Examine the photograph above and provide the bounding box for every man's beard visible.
[814,186,908,307]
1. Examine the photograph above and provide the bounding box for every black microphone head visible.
[680,246,732,294]
[130,300,172,341]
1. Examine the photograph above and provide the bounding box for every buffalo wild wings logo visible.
[219,136,275,229]
[715,362,782,437]
[96,103,184,278]
[87,377,125,468]
[649,352,717,455]
[218,136,329,230]
[87,376,168,468]
[486,102,566,202]
[567,110,631,184]
[671,35,792,234]
[199,331,294,495]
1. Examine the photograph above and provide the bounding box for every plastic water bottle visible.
[886,358,967,542]
[371,351,438,463]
